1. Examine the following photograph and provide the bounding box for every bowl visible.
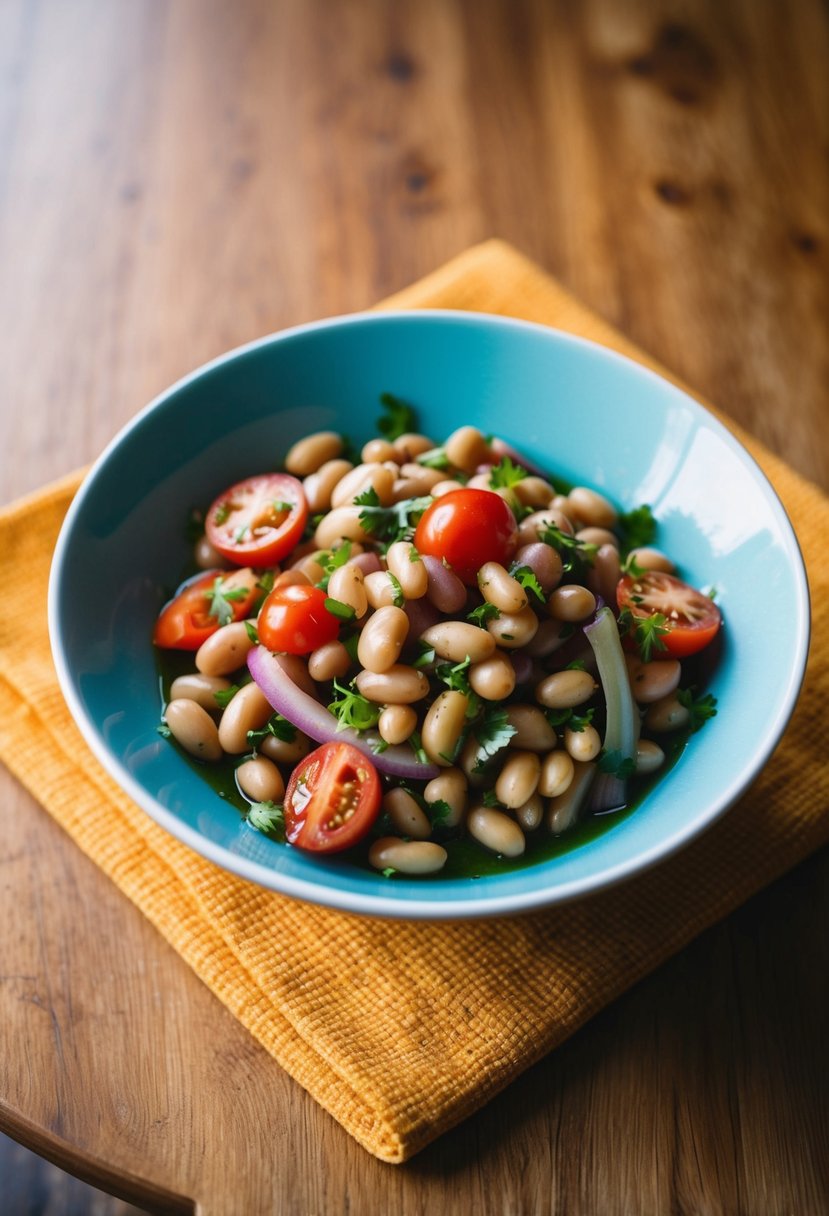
[48,311,810,919]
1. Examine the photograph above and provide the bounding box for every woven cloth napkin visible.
[1,240,826,1163]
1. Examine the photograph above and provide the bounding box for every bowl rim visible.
[48,309,811,919]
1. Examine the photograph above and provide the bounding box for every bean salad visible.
[155,395,721,878]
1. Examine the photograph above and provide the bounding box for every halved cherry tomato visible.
[283,742,382,853]
[205,473,308,568]
[153,568,259,650]
[616,570,722,658]
[258,584,340,655]
[413,488,519,584]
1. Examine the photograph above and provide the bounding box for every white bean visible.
[164,699,222,762]
[628,546,675,574]
[535,669,597,709]
[368,838,447,875]
[308,640,351,683]
[383,788,432,840]
[364,570,400,609]
[478,561,527,613]
[260,729,311,765]
[302,458,354,513]
[444,425,490,472]
[236,756,285,803]
[567,486,618,528]
[564,723,601,762]
[538,750,574,798]
[636,739,666,774]
[506,704,557,751]
[327,562,368,619]
[548,584,597,622]
[486,606,539,649]
[630,658,681,704]
[378,704,418,745]
[313,507,371,550]
[645,694,691,733]
[468,651,516,701]
[361,437,398,464]
[195,622,255,677]
[467,807,526,857]
[424,768,468,828]
[285,431,343,476]
[218,683,273,754]
[421,690,469,766]
[355,665,430,704]
[420,621,496,664]
[357,606,410,674]
[495,750,541,808]
[169,673,231,713]
[386,541,428,599]
[515,792,544,831]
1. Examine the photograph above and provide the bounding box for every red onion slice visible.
[247,645,440,780]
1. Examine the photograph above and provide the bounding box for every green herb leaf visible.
[413,639,437,669]
[620,551,648,578]
[387,572,405,607]
[214,683,242,708]
[488,456,527,489]
[426,798,452,828]
[157,721,171,738]
[315,541,352,590]
[677,688,719,732]
[377,391,417,441]
[381,866,397,878]
[510,563,545,602]
[246,801,286,841]
[634,613,670,663]
[354,485,381,508]
[244,620,259,644]
[327,679,381,732]
[206,576,250,626]
[212,502,231,527]
[408,730,430,765]
[539,523,598,578]
[598,749,637,778]
[467,601,501,626]
[470,706,516,772]
[324,596,356,621]
[247,713,297,747]
[416,447,451,470]
[567,707,595,733]
[618,504,656,553]
[482,788,502,808]
[358,495,433,545]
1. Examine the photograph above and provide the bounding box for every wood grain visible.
[0,0,827,1212]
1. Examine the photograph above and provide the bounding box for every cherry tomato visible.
[153,568,259,650]
[414,488,519,584]
[616,570,722,658]
[258,584,340,655]
[283,742,382,853]
[205,473,308,568]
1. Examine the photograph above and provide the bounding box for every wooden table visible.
[2,2,827,1213]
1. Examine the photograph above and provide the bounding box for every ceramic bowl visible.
[49,311,809,918]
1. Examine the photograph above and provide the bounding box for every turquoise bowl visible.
[48,312,809,919]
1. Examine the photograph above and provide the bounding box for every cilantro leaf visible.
[413,639,437,669]
[488,456,527,489]
[247,714,297,747]
[327,679,381,732]
[539,524,598,578]
[246,801,286,841]
[214,683,243,708]
[624,611,669,663]
[677,689,718,732]
[619,504,657,553]
[482,788,502,808]
[387,572,405,607]
[470,706,516,772]
[206,575,250,626]
[425,798,452,828]
[358,495,433,545]
[354,486,381,508]
[467,601,501,626]
[510,563,545,603]
[598,749,637,778]
[377,391,417,442]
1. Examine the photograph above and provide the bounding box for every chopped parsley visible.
[413,639,437,669]
[212,501,231,527]
[416,447,451,470]
[488,456,527,489]
[598,749,637,778]
[540,524,598,578]
[677,689,718,732]
[467,601,501,626]
[381,866,397,878]
[482,788,502,808]
[618,504,657,553]
[246,801,286,841]
[377,391,417,442]
[316,541,352,590]
[509,563,545,602]
[247,713,297,747]
[387,572,405,607]
[327,679,381,732]
[207,575,250,626]
[618,607,669,663]
[357,491,433,545]
[214,683,243,709]
[425,798,452,828]
[470,705,516,772]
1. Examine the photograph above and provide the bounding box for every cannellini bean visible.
[383,788,432,840]
[486,606,539,649]
[302,458,354,513]
[444,425,490,472]
[368,837,447,875]
[273,569,311,589]
[495,750,541,808]
[330,463,395,509]
[547,760,596,834]
[515,792,544,831]
[538,750,575,798]
[466,472,493,491]
[327,562,368,619]
[361,437,398,464]
[467,806,526,857]
[378,704,418,745]
[195,622,255,677]
[424,768,468,828]
[506,704,557,751]
[291,553,326,583]
[364,570,399,609]
[636,738,666,774]
[468,651,516,701]
[260,729,311,765]
[432,479,465,497]
[513,477,556,508]
[218,683,273,753]
[422,555,467,614]
[628,546,675,573]
[357,606,410,673]
[567,486,618,528]
[285,430,343,476]
[391,476,432,502]
[387,541,428,599]
[630,658,681,704]
[308,640,351,682]
[576,526,619,549]
[169,673,231,713]
[548,584,597,622]
[314,506,371,549]
[421,690,469,766]
[399,462,445,490]
[514,542,563,594]
[420,621,496,664]
[564,723,601,762]
[355,665,430,704]
[193,535,225,570]
[459,734,491,787]
[645,693,691,733]
[517,508,573,546]
[535,669,597,709]
[478,561,527,614]
[236,756,285,803]
[393,432,435,461]
[164,699,222,762]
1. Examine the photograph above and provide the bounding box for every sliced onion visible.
[247,645,439,780]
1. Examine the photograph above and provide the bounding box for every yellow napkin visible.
[1,241,826,1163]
